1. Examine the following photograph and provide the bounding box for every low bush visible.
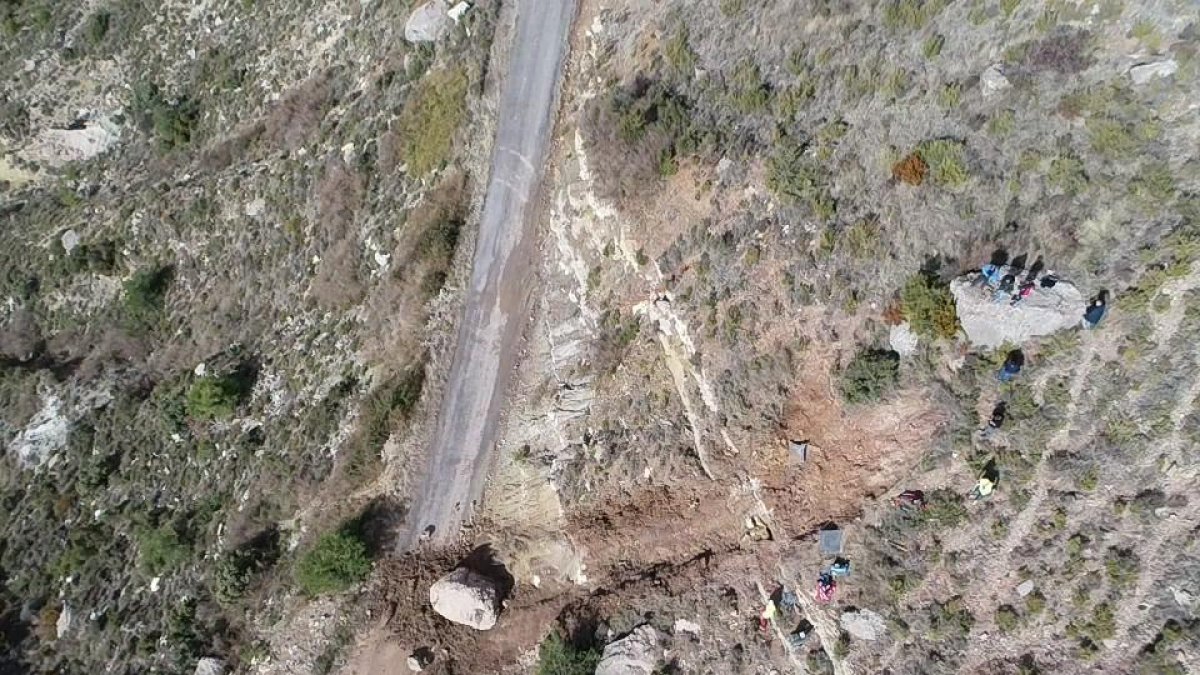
[536,632,602,675]
[400,67,469,175]
[295,529,371,595]
[892,152,928,185]
[136,523,190,575]
[916,139,968,187]
[995,605,1021,633]
[900,273,959,339]
[767,139,836,220]
[838,349,900,403]
[186,375,244,420]
[123,265,173,325]
[131,82,199,149]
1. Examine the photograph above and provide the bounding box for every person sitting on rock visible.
[997,350,1023,382]
[993,274,1016,303]
[1010,281,1035,306]
[973,263,1001,290]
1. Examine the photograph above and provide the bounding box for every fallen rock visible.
[405,1,451,43]
[888,321,918,357]
[1130,60,1178,85]
[60,229,80,255]
[672,618,701,636]
[193,657,226,675]
[429,567,499,630]
[447,1,471,22]
[950,272,1085,349]
[1017,580,1035,597]
[24,117,121,167]
[55,604,72,639]
[980,65,1010,97]
[839,608,886,642]
[596,625,660,675]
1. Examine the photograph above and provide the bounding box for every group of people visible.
[972,263,1058,307]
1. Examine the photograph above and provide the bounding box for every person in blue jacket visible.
[1084,292,1108,328]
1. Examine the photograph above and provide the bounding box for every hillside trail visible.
[958,266,1200,673]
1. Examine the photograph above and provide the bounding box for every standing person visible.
[997,351,1023,382]
[1010,281,1035,306]
[1084,292,1108,328]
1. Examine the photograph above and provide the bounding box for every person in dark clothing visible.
[982,401,1006,438]
[1084,292,1108,328]
[997,351,1024,382]
[993,274,1017,302]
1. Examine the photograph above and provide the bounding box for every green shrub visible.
[536,632,602,675]
[1104,547,1139,589]
[995,605,1021,633]
[131,82,199,149]
[1087,118,1135,158]
[928,596,974,640]
[900,273,959,340]
[918,489,968,528]
[937,83,962,108]
[400,67,469,175]
[988,110,1016,136]
[1048,155,1088,195]
[123,265,173,324]
[838,349,900,404]
[923,34,945,58]
[767,140,836,220]
[916,139,968,187]
[728,59,770,111]
[1025,590,1046,615]
[1066,602,1116,656]
[186,375,244,420]
[664,27,695,74]
[295,530,371,595]
[883,0,949,30]
[1131,161,1176,204]
[85,11,110,45]
[136,523,189,574]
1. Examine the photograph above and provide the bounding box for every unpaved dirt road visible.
[398,0,578,550]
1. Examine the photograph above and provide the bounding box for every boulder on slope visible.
[596,625,661,675]
[429,567,499,630]
[950,273,1085,349]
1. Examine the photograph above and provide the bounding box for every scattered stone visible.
[1130,60,1178,85]
[950,272,1086,349]
[1016,580,1035,597]
[672,618,701,636]
[60,229,80,255]
[407,655,423,672]
[244,198,266,218]
[839,608,886,642]
[405,1,451,43]
[55,605,72,639]
[150,576,161,593]
[980,65,1010,97]
[888,321,918,357]
[408,646,435,671]
[11,394,69,467]
[429,567,500,630]
[1172,588,1197,610]
[447,1,471,22]
[193,657,226,675]
[24,117,121,167]
[596,625,661,675]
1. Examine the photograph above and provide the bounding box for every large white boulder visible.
[596,625,660,675]
[193,658,226,675]
[429,567,499,630]
[405,1,451,43]
[840,608,886,642]
[950,273,1085,349]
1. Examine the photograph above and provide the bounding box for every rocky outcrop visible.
[429,567,499,630]
[404,1,451,43]
[193,658,226,675]
[840,608,887,641]
[950,273,1085,349]
[596,625,660,675]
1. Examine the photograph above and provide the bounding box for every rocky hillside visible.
[0,0,499,672]
[2,0,1199,673]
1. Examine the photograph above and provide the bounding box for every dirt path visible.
[398,0,580,550]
